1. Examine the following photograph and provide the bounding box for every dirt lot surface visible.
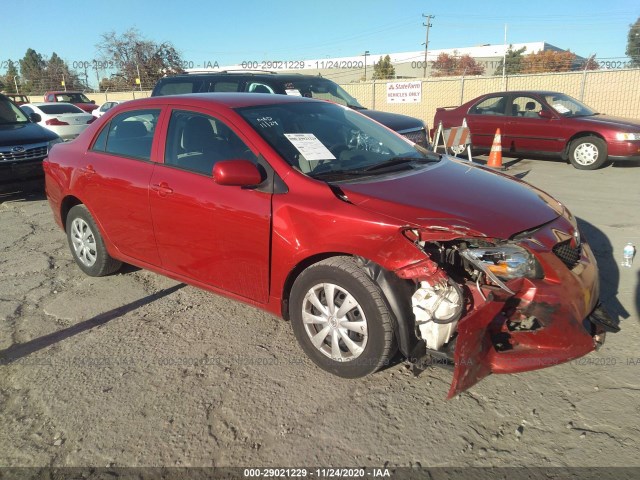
[1,157,639,469]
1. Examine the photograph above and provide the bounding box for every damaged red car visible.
[43,94,619,397]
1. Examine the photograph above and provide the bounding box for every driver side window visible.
[164,110,257,176]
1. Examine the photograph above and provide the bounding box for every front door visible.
[505,95,563,154]
[149,108,272,303]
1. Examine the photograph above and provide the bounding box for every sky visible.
[1,0,638,74]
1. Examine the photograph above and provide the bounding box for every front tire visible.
[569,136,607,170]
[66,205,122,277]
[289,257,397,378]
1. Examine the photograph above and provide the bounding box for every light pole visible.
[363,51,370,81]
[13,76,19,94]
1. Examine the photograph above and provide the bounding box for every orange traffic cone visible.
[487,128,503,169]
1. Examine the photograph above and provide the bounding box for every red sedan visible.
[44,93,618,397]
[433,90,640,169]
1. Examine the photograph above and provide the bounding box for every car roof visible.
[160,72,330,83]
[26,102,81,108]
[481,90,562,96]
[114,92,324,109]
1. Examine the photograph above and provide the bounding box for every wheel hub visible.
[574,143,598,165]
[302,283,368,362]
[70,218,97,267]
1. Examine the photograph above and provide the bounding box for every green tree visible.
[45,52,85,91]
[96,28,184,88]
[372,55,396,80]
[19,48,47,94]
[627,17,640,66]
[1,60,20,93]
[494,45,526,75]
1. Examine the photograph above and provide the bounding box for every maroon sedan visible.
[44,93,618,397]
[44,91,99,114]
[433,90,640,169]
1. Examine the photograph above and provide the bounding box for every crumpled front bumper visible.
[445,216,620,398]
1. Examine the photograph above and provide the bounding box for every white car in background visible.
[94,100,126,117]
[21,103,95,141]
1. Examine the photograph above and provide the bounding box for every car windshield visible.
[237,101,439,181]
[55,93,91,103]
[39,104,85,114]
[282,79,364,109]
[0,98,30,125]
[544,93,597,117]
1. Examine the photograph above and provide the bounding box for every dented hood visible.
[340,157,561,239]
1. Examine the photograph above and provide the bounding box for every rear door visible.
[465,94,509,149]
[74,107,163,266]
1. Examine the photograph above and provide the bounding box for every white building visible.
[189,42,574,82]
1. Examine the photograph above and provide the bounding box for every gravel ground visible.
[0,157,639,468]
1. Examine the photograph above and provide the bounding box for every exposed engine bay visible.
[385,223,619,398]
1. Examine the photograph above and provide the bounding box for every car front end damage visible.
[388,213,619,398]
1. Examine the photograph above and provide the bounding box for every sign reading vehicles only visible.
[386,81,422,103]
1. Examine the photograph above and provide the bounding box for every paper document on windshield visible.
[284,133,336,161]
[552,103,571,114]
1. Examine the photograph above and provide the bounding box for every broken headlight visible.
[462,244,542,281]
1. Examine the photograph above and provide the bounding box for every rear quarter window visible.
[157,81,200,95]
[39,104,84,114]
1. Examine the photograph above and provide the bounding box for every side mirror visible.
[90,100,96,104]
[213,160,262,186]
[29,113,42,123]
[538,110,554,119]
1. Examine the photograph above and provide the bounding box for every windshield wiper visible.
[362,155,440,172]
[310,169,372,180]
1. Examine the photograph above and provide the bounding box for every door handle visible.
[151,182,174,196]
[79,165,96,175]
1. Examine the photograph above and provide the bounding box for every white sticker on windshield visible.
[285,89,302,96]
[284,133,336,161]
[552,103,571,114]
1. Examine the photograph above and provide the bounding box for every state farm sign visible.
[386,81,422,103]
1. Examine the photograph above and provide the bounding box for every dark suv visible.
[152,72,429,147]
[0,93,61,190]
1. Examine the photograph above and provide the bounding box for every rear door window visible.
[91,109,160,161]
[470,96,507,116]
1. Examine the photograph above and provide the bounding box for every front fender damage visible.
[359,224,619,399]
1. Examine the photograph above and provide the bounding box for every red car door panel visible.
[149,108,271,303]
[74,108,162,265]
[466,94,509,149]
[504,95,565,154]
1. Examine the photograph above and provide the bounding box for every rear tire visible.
[289,256,397,378]
[569,136,607,170]
[66,205,122,277]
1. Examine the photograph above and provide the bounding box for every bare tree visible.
[96,28,184,88]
